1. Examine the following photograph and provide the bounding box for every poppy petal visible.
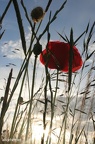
[40,41,83,72]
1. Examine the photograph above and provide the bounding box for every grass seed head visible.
[31,7,45,23]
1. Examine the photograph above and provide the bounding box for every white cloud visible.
[89,43,95,51]
[0,26,47,60]
[1,40,23,59]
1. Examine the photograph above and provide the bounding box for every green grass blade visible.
[68,28,73,92]
[0,0,12,23]
[12,0,26,55]
[45,0,53,12]
[0,69,13,135]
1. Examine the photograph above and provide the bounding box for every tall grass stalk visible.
[25,55,38,141]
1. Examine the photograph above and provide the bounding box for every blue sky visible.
[0,0,95,94]
[0,0,95,41]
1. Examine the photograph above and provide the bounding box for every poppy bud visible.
[31,7,45,23]
[33,42,42,56]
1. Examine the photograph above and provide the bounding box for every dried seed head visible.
[31,7,45,23]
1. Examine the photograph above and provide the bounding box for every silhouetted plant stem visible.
[0,69,12,136]
[0,0,12,24]
[25,55,38,141]
[10,67,28,138]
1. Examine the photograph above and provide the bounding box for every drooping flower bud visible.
[33,42,42,56]
[31,7,45,23]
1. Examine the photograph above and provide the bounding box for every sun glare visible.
[31,124,58,143]
[31,123,71,144]
[32,125,44,140]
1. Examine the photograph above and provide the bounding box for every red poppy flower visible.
[40,41,83,72]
